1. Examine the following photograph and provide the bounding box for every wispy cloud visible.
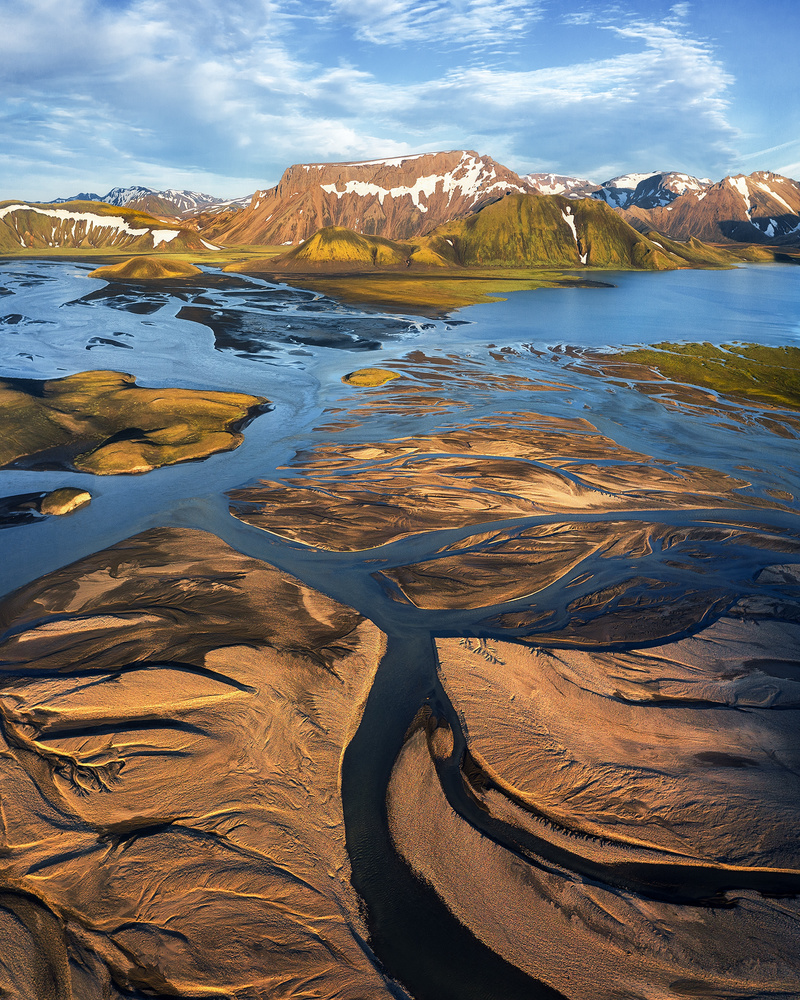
[327,0,545,48]
[740,139,800,161]
[0,0,746,197]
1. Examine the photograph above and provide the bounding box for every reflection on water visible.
[0,259,799,999]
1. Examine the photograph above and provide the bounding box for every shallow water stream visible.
[1,259,799,999]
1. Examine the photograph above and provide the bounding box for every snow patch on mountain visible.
[561,206,586,263]
[728,176,753,214]
[320,153,526,211]
[524,173,599,198]
[604,172,659,189]
[0,204,185,248]
[150,229,182,247]
[304,154,427,170]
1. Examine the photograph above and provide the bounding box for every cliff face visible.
[203,151,535,245]
[619,172,800,244]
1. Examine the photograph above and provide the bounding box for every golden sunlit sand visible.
[0,528,395,998]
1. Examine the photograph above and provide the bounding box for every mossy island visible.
[0,370,269,475]
[89,255,204,281]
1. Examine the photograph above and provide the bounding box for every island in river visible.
[0,213,798,1000]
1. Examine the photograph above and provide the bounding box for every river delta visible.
[0,259,798,999]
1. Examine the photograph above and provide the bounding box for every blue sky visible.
[1,0,798,199]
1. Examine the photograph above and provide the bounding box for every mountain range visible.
[197,155,800,249]
[50,187,250,219]
[231,194,769,280]
[527,169,800,244]
[11,151,800,255]
[200,151,536,245]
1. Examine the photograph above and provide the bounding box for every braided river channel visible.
[0,259,798,999]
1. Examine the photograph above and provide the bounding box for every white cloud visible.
[0,0,743,198]
[327,0,545,48]
[776,161,800,179]
[740,140,800,161]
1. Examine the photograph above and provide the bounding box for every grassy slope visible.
[427,194,771,269]
[89,256,203,280]
[259,270,608,313]
[276,226,451,268]
[0,200,203,252]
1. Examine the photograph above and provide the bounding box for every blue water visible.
[2,259,800,1000]
[0,260,798,601]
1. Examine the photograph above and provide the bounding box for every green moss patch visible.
[89,256,203,281]
[597,343,800,411]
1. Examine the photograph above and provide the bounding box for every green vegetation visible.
[0,370,268,475]
[276,226,449,268]
[89,255,203,280]
[39,488,92,516]
[259,269,604,313]
[427,194,773,269]
[602,342,800,410]
[342,368,402,387]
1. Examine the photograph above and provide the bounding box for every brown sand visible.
[0,528,396,999]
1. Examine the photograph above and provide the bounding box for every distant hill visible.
[524,173,602,198]
[50,186,250,220]
[596,171,712,208]
[523,171,711,208]
[202,151,537,246]
[244,194,768,275]
[523,169,800,245]
[0,200,214,252]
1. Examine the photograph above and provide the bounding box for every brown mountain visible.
[201,151,535,246]
[232,195,767,277]
[619,172,800,244]
[524,173,602,198]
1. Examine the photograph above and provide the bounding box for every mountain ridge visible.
[202,150,537,246]
[229,194,771,277]
[0,199,214,253]
[15,158,800,253]
[49,186,250,220]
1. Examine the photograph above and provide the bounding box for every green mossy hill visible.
[0,199,205,253]
[603,342,800,410]
[426,194,757,270]
[269,226,450,269]
[0,370,268,475]
[247,196,762,276]
[39,487,92,516]
[342,368,401,387]
[89,256,203,281]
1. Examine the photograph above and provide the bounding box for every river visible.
[1,259,798,999]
